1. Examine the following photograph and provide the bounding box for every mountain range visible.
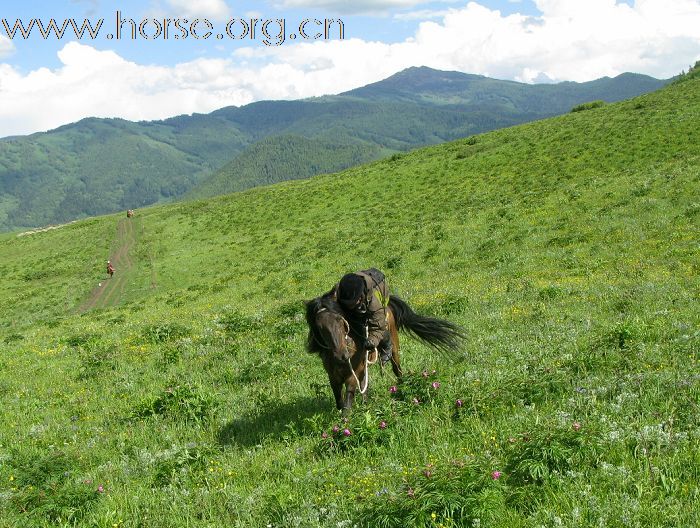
[0,66,669,231]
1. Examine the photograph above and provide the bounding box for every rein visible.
[347,324,378,396]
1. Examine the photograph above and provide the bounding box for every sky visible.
[1,0,699,137]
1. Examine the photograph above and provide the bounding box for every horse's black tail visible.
[389,296,467,356]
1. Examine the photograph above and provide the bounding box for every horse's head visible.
[305,296,355,363]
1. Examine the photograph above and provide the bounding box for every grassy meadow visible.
[0,75,698,527]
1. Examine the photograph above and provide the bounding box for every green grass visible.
[0,77,698,527]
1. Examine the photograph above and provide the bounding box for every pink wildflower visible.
[455,399,463,407]
[332,425,340,433]
[97,485,104,493]
[343,428,351,437]
[573,422,582,432]
[491,471,502,480]
[321,431,329,439]
[389,385,398,394]
[432,381,440,389]
[379,421,387,429]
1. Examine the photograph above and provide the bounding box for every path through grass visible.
[76,216,139,312]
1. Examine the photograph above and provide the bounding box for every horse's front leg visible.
[342,375,357,414]
[343,388,355,414]
[343,361,369,412]
[331,380,343,410]
[324,358,344,410]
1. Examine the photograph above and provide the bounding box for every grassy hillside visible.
[0,76,698,527]
[0,68,668,231]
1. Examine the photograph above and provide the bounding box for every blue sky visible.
[1,0,698,136]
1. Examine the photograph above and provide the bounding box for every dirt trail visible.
[76,217,137,313]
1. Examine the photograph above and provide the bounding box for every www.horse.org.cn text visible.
[1,12,346,46]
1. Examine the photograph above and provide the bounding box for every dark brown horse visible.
[305,291,466,411]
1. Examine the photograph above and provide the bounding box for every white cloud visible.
[161,0,232,22]
[241,0,700,83]
[0,36,14,58]
[274,0,448,15]
[0,43,248,136]
[394,8,454,20]
[1,0,699,137]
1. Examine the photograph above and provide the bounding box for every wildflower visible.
[432,512,437,520]
[343,428,351,437]
[432,381,440,389]
[389,385,398,394]
[491,471,502,480]
[407,487,415,497]
[97,485,105,493]
[321,431,329,439]
[412,398,420,405]
[455,399,463,407]
[332,425,340,433]
[573,422,582,432]
[422,371,429,378]
[379,421,387,429]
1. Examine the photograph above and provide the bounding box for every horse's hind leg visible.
[389,315,402,378]
[390,350,403,378]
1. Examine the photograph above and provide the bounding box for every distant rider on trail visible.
[107,260,115,278]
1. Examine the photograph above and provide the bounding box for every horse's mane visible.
[305,289,342,355]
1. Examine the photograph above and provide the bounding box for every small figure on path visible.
[106,260,115,278]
